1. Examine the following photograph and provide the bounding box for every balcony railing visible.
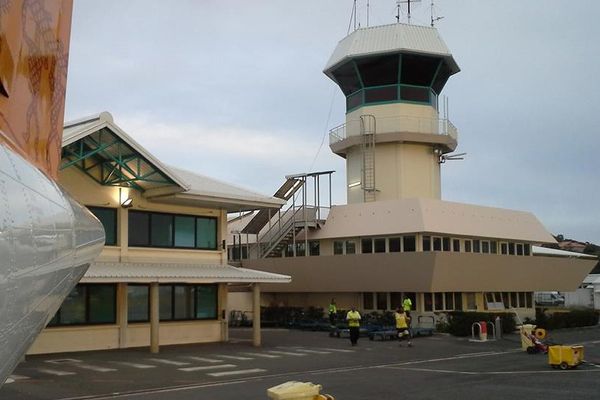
[329,115,458,145]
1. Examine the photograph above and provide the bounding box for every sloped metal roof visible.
[324,23,459,76]
[169,166,285,209]
[62,112,284,210]
[80,262,291,284]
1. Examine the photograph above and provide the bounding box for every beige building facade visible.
[231,23,596,321]
[29,112,289,355]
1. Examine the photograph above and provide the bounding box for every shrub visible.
[535,308,599,330]
[446,311,516,337]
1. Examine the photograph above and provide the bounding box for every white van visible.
[534,292,565,306]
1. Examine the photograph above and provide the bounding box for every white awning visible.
[80,262,291,284]
[532,246,597,259]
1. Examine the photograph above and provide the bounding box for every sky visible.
[64,1,600,244]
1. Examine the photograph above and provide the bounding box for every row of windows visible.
[363,292,417,311]
[485,292,533,310]
[49,284,218,327]
[87,207,219,250]
[361,292,535,313]
[337,236,531,256]
[128,284,218,322]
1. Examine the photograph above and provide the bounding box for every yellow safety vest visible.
[328,304,337,314]
[403,298,412,311]
[346,310,361,327]
[395,312,409,329]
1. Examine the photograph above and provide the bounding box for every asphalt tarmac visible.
[2,326,600,399]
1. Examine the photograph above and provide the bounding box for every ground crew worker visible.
[395,308,412,347]
[402,296,413,315]
[328,299,337,325]
[346,306,361,346]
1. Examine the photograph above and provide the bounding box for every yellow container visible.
[520,324,536,350]
[267,381,323,400]
[548,345,584,370]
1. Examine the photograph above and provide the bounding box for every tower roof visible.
[324,23,459,78]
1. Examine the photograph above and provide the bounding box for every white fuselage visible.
[0,143,104,384]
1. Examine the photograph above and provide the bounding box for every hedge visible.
[535,308,599,330]
[446,311,516,337]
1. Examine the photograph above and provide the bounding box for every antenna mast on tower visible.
[397,0,421,24]
[430,0,444,27]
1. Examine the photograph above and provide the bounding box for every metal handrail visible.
[329,115,458,145]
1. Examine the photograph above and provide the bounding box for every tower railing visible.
[329,115,458,145]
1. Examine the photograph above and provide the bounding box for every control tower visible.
[324,23,460,203]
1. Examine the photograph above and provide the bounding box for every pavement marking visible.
[46,358,82,364]
[310,347,355,353]
[213,355,253,361]
[37,368,77,376]
[387,366,600,375]
[207,368,266,377]
[112,361,156,369]
[239,352,281,358]
[267,350,307,357]
[73,364,117,373]
[7,374,29,383]
[179,364,237,372]
[147,358,190,366]
[184,356,224,363]
[293,349,332,354]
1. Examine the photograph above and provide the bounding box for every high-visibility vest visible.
[328,304,337,314]
[403,298,412,311]
[395,312,409,329]
[346,310,361,327]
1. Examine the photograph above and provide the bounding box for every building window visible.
[524,243,531,256]
[454,292,463,310]
[422,235,431,251]
[389,237,401,252]
[346,240,356,254]
[159,285,173,320]
[309,241,320,256]
[128,211,218,250]
[49,284,116,326]
[500,242,508,255]
[390,292,403,310]
[376,292,387,310]
[482,241,490,254]
[433,237,442,251]
[443,237,450,251]
[174,216,195,248]
[128,285,149,322]
[295,242,306,257]
[525,292,533,308]
[473,240,481,253]
[157,284,218,321]
[434,293,444,310]
[508,242,515,255]
[424,293,433,312]
[464,240,472,253]
[452,239,460,252]
[403,236,416,252]
[374,238,386,253]
[88,206,117,246]
[516,243,524,256]
[363,293,374,309]
[361,238,373,253]
[466,293,477,310]
[444,292,454,310]
[333,241,344,255]
[491,241,498,254]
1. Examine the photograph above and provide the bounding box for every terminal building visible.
[231,23,595,319]
[28,112,289,355]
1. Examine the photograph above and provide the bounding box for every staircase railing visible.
[249,205,318,258]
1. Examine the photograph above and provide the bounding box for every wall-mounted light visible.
[121,197,133,208]
[119,187,134,208]
[348,181,361,188]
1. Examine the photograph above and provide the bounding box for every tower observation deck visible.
[324,23,460,203]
